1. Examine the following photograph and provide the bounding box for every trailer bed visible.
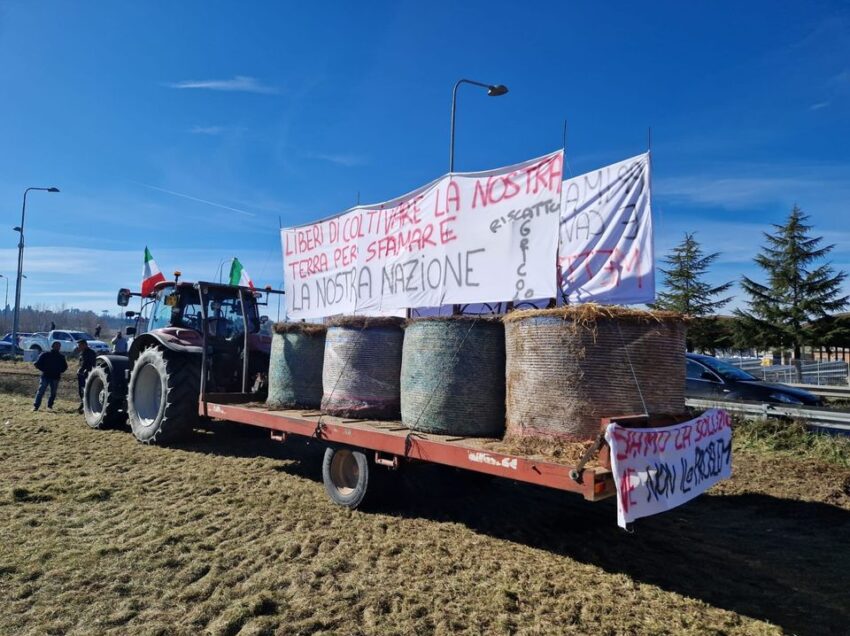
[201,398,617,502]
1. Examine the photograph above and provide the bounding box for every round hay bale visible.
[267,323,327,409]
[504,304,687,441]
[321,316,404,419]
[401,317,505,437]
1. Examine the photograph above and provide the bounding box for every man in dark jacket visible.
[76,339,97,414]
[111,330,128,354]
[33,341,67,411]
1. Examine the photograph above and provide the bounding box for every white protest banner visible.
[604,409,732,529]
[559,152,654,304]
[282,151,563,319]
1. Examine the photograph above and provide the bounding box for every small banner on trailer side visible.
[604,409,732,529]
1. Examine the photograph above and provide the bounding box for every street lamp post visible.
[12,186,59,356]
[0,274,7,331]
[449,79,508,173]
[216,257,234,283]
[448,79,508,314]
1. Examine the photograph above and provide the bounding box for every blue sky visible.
[1,1,848,317]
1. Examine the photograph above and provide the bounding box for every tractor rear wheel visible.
[127,347,200,444]
[83,365,126,429]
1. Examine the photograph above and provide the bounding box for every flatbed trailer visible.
[200,393,686,509]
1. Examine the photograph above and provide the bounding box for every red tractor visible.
[82,278,274,443]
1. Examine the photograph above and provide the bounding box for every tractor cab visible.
[196,282,270,395]
[156,281,269,392]
[146,281,204,333]
[118,279,272,395]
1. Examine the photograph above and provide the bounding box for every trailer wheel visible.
[83,365,126,429]
[127,347,200,444]
[322,447,370,509]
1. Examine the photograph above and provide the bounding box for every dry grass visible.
[732,415,850,469]
[1,363,849,635]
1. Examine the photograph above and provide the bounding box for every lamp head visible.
[47,187,60,193]
[13,226,21,232]
[487,84,509,96]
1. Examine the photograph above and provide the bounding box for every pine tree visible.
[653,233,733,352]
[736,205,848,378]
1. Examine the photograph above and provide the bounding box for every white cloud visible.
[656,176,811,208]
[831,68,850,87]
[27,291,118,298]
[809,101,831,111]
[0,247,138,275]
[167,76,278,94]
[0,246,283,315]
[188,125,225,135]
[135,183,256,217]
[655,162,850,210]
[308,152,368,167]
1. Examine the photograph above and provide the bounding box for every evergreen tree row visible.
[654,205,849,377]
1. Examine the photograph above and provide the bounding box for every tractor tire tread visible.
[128,347,200,444]
[84,365,126,429]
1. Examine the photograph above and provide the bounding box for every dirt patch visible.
[0,388,848,635]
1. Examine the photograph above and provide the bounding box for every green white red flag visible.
[229,257,254,289]
[141,246,166,296]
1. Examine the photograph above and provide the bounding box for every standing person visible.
[76,339,97,414]
[94,324,101,338]
[50,320,56,331]
[32,341,67,411]
[111,330,128,354]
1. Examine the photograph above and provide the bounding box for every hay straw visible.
[504,312,687,441]
[326,315,405,329]
[267,329,327,408]
[272,322,327,336]
[401,319,505,436]
[502,303,687,325]
[485,436,599,466]
[403,314,503,328]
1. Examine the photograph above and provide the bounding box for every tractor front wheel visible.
[127,347,200,444]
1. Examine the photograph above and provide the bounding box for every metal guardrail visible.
[721,358,849,386]
[787,384,850,400]
[685,397,850,435]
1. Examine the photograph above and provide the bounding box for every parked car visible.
[2,332,32,343]
[19,330,110,354]
[1,332,32,354]
[686,353,823,406]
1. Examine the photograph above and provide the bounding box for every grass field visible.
[1,362,849,635]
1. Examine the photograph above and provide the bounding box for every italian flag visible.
[229,257,255,289]
[141,247,166,296]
